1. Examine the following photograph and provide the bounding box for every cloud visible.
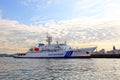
[74,0,106,17]
[20,0,120,26]
[104,0,120,20]
[21,0,62,10]
[74,0,120,20]
[20,0,120,20]
[0,18,120,53]
[29,15,51,25]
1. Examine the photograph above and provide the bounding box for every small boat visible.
[14,34,96,58]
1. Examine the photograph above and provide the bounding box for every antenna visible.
[56,41,58,44]
[46,33,52,45]
[65,41,67,44]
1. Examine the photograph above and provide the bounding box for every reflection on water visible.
[0,57,120,80]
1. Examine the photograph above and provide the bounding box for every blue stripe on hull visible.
[64,51,73,57]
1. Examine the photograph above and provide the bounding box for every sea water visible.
[0,57,120,80]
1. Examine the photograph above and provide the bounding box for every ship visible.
[14,34,96,58]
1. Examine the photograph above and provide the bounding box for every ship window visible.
[39,44,44,46]
[86,51,89,54]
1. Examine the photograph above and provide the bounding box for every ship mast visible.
[46,34,52,45]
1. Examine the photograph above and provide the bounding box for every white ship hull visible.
[14,47,96,58]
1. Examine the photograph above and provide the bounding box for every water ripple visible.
[0,57,120,80]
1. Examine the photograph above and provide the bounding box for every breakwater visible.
[91,54,120,58]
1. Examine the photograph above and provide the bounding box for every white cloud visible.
[74,0,106,17]
[74,0,120,20]
[21,0,120,20]
[104,0,120,20]
[21,0,120,25]
[75,0,102,9]
[29,15,52,25]
[21,0,62,10]
[0,18,120,53]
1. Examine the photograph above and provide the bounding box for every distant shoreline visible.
[0,54,13,57]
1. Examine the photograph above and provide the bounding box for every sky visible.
[0,0,120,53]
